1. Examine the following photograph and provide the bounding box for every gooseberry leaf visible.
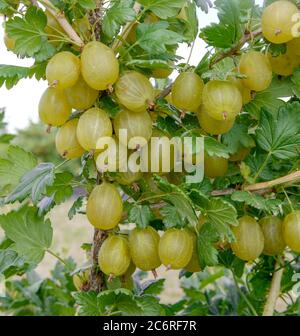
[46,172,74,205]
[0,206,53,264]
[256,102,300,159]
[222,123,255,154]
[138,0,186,19]
[128,204,153,228]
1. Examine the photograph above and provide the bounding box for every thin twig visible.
[38,0,84,47]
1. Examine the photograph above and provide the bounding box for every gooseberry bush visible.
[0,0,300,317]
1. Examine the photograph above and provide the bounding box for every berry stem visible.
[263,260,284,316]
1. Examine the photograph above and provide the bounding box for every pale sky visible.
[0,1,263,132]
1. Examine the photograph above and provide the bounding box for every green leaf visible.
[222,122,255,154]
[177,1,199,42]
[231,191,281,213]
[46,172,73,204]
[200,0,243,48]
[0,206,53,264]
[202,57,235,81]
[204,198,238,241]
[77,0,97,9]
[197,223,219,267]
[136,22,183,54]
[6,6,53,59]
[68,196,84,220]
[128,204,153,228]
[6,163,55,204]
[256,102,300,159]
[160,204,184,228]
[163,194,198,227]
[138,0,186,19]
[0,249,24,275]
[73,291,101,316]
[140,279,165,295]
[102,0,135,39]
[0,63,46,89]
[244,77,292,119]
[0,145,37,194]
[205,137,230,158]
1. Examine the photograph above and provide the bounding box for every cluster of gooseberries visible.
[4,1,300,288]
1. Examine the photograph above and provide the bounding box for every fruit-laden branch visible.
[157,28,263,100]
[209,28,262,67]
[263,261,284,316]
[38,0,84,47]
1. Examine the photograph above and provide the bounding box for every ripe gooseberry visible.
[76,107,113,151]
[158,228,193,270]
[172,72,204,112]
[38,87,71,126]
[81,41,119,90]
[98,235,131,277]
[86,183,123,230]
[202,80,242,121]
[129,226,161,271]
[55,119,85,159]
[231,216,264,262]
[283,211,300,252]
[115,71,155,113]
[46,51,80,89]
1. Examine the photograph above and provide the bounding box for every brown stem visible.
[86,229,108,292]
[245,171,300,192]
[38,0,84,47]
[209,28,262,68]
[88,0,105,41]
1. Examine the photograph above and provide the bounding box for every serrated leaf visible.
[73,291,101,316]
[128,204,153,228]
[160,204,183,228]
[77,0,97,9]
[0,206,53,264]
[0,249,23,274]
[205,137,230,158]
[68,196,84,220]
[197,223,219,267]
[136,22,183,54]
[231,191,281,213]
[256,103,300,159]
[46,172,73,204]
[0,63,46,89]
[0,145,37,194]
[6,163,55,204]
[138,0,186,19]
[6,6,52,58]
[140,279,165,295]
[222,123,255,154]
[102,0,135,39]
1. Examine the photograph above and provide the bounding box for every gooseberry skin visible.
[55,119,85,159]
[228,76,252,105]
[116,171,143,185]
[204,154,228,179]
[172,72,204,112]
[73,270,90,291]
[196,106,235,135]
[76,107,113,151]
[98,235,131,277]
[202,80,242,121]
[128,227,161,271]
[262,1,299,44]
[158,229,193,270]
[81,41,119,90]
[231,216,264,262]
[115,71,155,113]
[46,51,80,89]
[65,76,99,110]
[229,147,251,162]
[185,231,201,273]
[152,67,173,79]
[283,211,300,253]
[268,52,300,76]
[86,183,123,230]
[259,216,286,256]
[113,109,152,147]
[239,51,272,92]
[39,87,71,126]
[287,37,300,56]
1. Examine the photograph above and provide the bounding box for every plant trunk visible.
[86,229,107,292]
